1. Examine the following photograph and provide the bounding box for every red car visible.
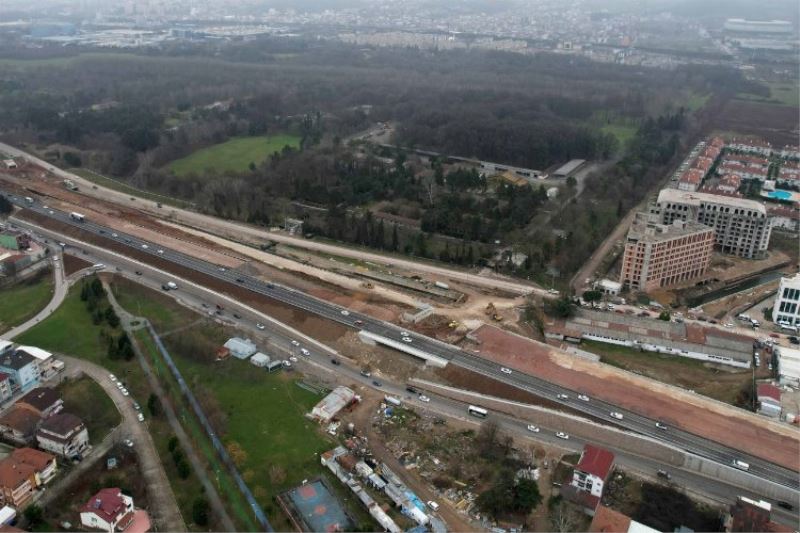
[769,333,780,339]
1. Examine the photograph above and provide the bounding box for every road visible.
[5,196,798,494]
[15,216,799,525]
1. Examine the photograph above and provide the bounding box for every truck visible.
[384,395,402,407]
[434,281,450,290]
[69,212,85,222]
[162,281,178,291]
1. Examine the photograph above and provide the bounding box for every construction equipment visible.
[485,302,503,321]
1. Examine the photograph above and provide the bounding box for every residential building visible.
[620,213,715,292]
[0,351,39,393]
[653,189,772,259]
[36,413,90,458]
[15,347,57,380]
[0,254,31,276]
[249,353,270,368]
[0,374,12,403]
[775,346,800,388]
[0,406,41,444]
[677,168,705,192]
[562,444,614,515]
[0,459,36,507]
[756,384,782,418]
[589,505,659,533]
[222,337,257,360]
[727,138,773,157]
[0,232,30,251]
[80,488,136,533]
[9,447,57,485]
[772,273,800,327]
[595,279,621,296]
[17,387,62,418]
[310,386,356,422]
[767,205,800,233]
[724,496,793,532]
[717,174,742,194]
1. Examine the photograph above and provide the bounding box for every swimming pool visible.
[767,190,793,201]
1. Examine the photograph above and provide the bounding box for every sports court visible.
[281,479,353,532]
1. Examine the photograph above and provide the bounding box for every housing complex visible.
[619,213,714,291]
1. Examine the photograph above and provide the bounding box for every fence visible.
[145,323,273,531]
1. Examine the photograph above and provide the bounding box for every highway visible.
[4,193,799,493]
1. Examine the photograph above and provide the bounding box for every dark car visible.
[372,380,382,387]
[406,386,418,394]
[789,336,799,345]
[135,271,142,276]
[330,358,340,366]
[236,278,245,283]
[233,313,241,319]
[656,470,671,480]
[777,501,794,510]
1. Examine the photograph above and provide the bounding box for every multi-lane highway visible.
[5,194,799,493]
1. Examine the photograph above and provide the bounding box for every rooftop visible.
[18,387,61,413]
[81,488,130,524]
[0,458,35,490]
[10,447,54,471]
[576,444,615,479]
[0,350,35,370]
[0,406,41,436]
[37,412,84,437]
[627,213,713,243]
[657,188,767,215]
[589,505,631,532]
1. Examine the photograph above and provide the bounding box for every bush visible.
[63,151,82,167]
[24,504,43,528]
[192,496,210,526]
[167,435,179,453]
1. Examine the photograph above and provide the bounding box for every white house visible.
[80,488,135,533]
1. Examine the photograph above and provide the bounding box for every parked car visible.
[123,439,134,448]
[657,470,671,480]
[137,413,144,422]
[256,323,265,330]
[372,380,382,387]
[655,422,668,430]
[330,358,340,366]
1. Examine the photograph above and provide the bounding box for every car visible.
[256,323,265,330]
[116,382,124,390]
[402,337,413,343]
[157,249,164,255]
[121,389,130,397]
[137,413,144,422]
[216,304,224,310]
[777,501,794,511]
[769,333,779,338]
[607,304,615,310]
[790,336,800,345]
[354,320,364,326]
[427,501,440,512]
[124,238,131,243]
[406,386,418,394]
[232,312,241,319]
[724,323,734,328]
[330,358,340,365]
[99,229,105,234]
[526,424,540,433]
[340,309,350,316]
[500,367,512,374]
[372,380,382,387]
[556,394,568,400]
[577,394,590,402]
[58,242,66,247]
[360,369,372,377]
[133,402,141,411]
[289,356,298,363]
[657,470,671,480]
[109,373,116,381]
[201,303,209,308]
[48,210,54,215]
[400,331,410,337]
[236,278,244,283]
[218,267,226,272]
[555,432,570,440]
[123,439,134,448]
[655,422,668,430]
[610,412,624,420]
[141,244,148,249]
[292,340,301,347]
[135,271,142,276]
[419,395,431,403]
[300,348,310,357]
[112,233,118,237]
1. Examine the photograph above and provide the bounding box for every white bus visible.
[467,405,488,418]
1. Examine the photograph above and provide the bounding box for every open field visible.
[579,340,751,406]
[0,268,53,334]
[167,135,301,176]
[708,99,799,146]
[685,91,711,112]
[57,375,121,442]
[736,82,799,107]
[601,123,637,149]
[109,276,197,332]
[68,168,194,209]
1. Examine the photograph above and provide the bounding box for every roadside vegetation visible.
[57,376,121,442]
[0,267,54,334]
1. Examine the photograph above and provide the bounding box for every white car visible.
[291,340,300,347]
[577,394,590,402]
[402,337,413,343]
[123,439,134,448]
[655,422,668,430]
[137,413,144,422]
[289,356,298,363]
[300,348,310,356]
[157,249,164,255]
[527,424,540,433]
[555,432,570,440]
[556,393,568,400]
[256,323,265,330]
[340,309,350,316]
[400,331,410,337]
[121,389,130,397]
[141,244,148,249]
[610,412,624,420]
[500,367,512,374]
[427,501,440,512]
[607,304,616,310]
[419,395,431,403]
[112,233,118,237]
[109,374,116,382]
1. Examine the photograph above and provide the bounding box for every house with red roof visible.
[757,383,782,418]
[563,444,615,515]
[80,488,136,533]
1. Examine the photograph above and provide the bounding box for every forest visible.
[0,38,759,282]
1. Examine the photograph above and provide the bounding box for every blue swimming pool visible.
[768,190,793,201]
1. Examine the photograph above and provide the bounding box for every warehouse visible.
[223,337,257,360]
[553,159,586,177]
[775,346,800,387]
[249,352,270,368]
[310,386,356,422]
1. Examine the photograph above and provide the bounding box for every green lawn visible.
[167,135,301,176]
[736,82,799,107]
[68,168,194,209]
[685,91,711,112]
[57,376,121,442]
[109,276,197,333]
[601,123,637,149]
[0,268,54,334]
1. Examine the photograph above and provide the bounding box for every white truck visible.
[434,281,450,290]
[384,395,402,407]
[69,212,85,222]
[162,281,178,291]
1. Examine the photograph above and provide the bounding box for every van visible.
[731,459,750,471]
[427,501,439,512]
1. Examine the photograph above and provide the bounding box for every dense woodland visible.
[0,38,762,282]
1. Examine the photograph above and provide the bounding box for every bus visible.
[467,405,488,418]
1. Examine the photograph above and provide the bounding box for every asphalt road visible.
[5,195,798,493]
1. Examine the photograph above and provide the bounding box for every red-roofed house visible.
[80,488,135,533]
[678,169,705,192]
[724,496,794,532]
[565,444,615,514]
[718,174,742,194]
[757,383,782,418]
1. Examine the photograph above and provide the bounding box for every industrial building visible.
[619,213,715,292]
[775,346,800,388]
[553,159,585,178]
[772,273,800,328]
[222,337,257,360]
[309,386,356,422]
[552,309,753,368]
[652,189,772,259]
[249,352,270,368]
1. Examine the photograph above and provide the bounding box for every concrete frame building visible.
[620,213,715,292]
[772,273,800,328]
[652,189,772,259]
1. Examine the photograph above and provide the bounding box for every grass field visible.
[68,168,194,209]
[736,82,799,107]
[58,376,121,442]
[167,135,301,176]
[601,123,638,149]
[581,340,750,405]
[684,91,711,112]
[0,268,54,334]
[109,276,197,333]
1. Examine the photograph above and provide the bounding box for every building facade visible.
[653,189,772,259]
[80,488,135,533]
[620,214,715,292]
[36,413,90,458]
[772,274,800,328]
[0,351,39,393]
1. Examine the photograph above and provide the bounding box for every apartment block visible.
[773,273,800,328]
[620,213,715,292]
[652,189,772,259]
